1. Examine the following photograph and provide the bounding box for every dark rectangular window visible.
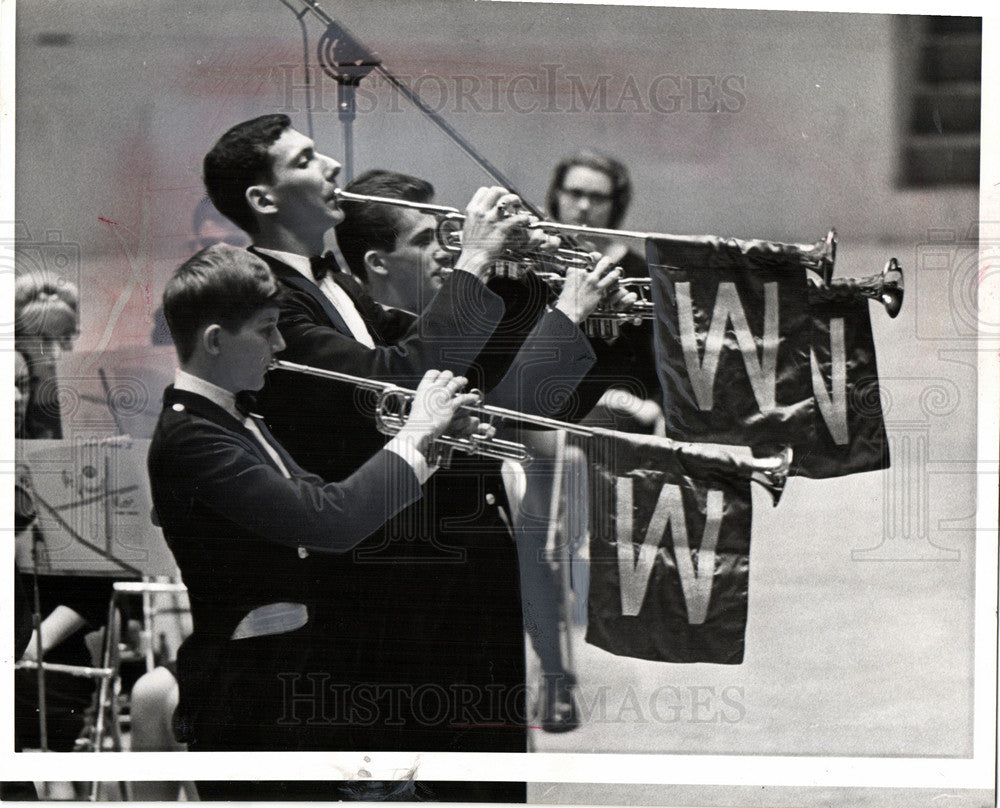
[900,16,981,187]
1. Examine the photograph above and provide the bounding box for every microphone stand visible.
[314,20,378,183]
[291,1,542,212]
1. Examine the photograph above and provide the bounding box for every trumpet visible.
[531,270,656,339]
[807,258,904,318]
[528,224,840,283]
[333,188,652,335]
[333,188,595,271]
[335,188,842,279]
[268,359,793,504]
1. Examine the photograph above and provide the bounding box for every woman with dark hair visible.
[546,150,634,232]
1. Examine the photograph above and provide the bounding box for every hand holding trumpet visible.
[453,187,562,279]
[395,369,495,463]
[553,254,639,327]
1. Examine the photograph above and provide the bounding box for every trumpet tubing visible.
[334,187,464,219]
[268,359,592,467]
[334,188,597,272]
[267,359,792,502]
[535,271,656,338]
[374,389,529,464]
[807,258,904,318]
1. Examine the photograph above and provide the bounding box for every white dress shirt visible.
[254,247,376,349]
[172,369,435,484]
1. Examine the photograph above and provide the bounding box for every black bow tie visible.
[310,252,341,281]
[234,390,258,419]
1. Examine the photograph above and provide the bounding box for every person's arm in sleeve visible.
[486,256,634,417]
[277,268,505,385]
[155,371,485,553]
[19,606,87,662]
[276,187,563,387]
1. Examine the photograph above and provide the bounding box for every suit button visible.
[298,546,309,559]
[485,493,496,505]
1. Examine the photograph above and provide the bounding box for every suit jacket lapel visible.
[249,247,355,338]
[164,386,290,476]
[330,273,388,345]
[246,413,307,477]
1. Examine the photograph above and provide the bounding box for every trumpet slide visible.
[268,359,793,504]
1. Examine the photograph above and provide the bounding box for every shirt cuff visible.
[384,434,437,485]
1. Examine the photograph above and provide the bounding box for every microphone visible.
[316,21,381,123]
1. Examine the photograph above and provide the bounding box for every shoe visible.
[537,672,580,733]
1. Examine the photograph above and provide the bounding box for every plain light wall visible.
[15,1,977,261]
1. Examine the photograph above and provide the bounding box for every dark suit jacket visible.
[252,250,594,753]
[147,386,424,750]
[583,247,663,421]
[475,273,597,416]
[473,265,661,428]
[255,251,507,482]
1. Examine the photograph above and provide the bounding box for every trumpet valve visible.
[427,442,458,469]
[584,319,623,339]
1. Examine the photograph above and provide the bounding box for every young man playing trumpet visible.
[334,169,650,734]
[147,244,483,796]
[200,115,631,800]
[334,169,633,413]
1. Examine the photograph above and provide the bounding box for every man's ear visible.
[246,184,276,216]
[363,250,389,277]
[201,323,224,356]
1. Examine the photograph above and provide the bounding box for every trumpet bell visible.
[750,445,793,507]
[810,229,838,285]
[880,257,904,319]
[806,258,904,319]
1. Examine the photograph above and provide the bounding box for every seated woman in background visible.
[15,271,80,439]
[13,346,116,800]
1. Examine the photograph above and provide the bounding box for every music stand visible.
[14,438,184,799]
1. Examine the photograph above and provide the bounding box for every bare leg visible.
[128,667,196,801]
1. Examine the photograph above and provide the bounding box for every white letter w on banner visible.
[616,478,723,625]
[676,281,779,413]
[809,317,849,444]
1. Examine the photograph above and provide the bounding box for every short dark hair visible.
[203,114,292,235]
[163,244,280,363]
[335,169,435,282]
[545,150,633,229]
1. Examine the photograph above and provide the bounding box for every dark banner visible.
[582,430,753,664]
[794,286,890,477]
[645,235,817,449]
